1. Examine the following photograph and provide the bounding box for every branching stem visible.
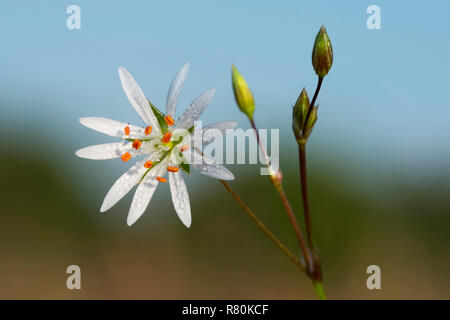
[249,118,313,276]
[303,76,323,133]
[297,75,325,283]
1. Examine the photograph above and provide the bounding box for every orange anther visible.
[156,176,167,183]
[144,161,153,169]
[164,115,175,126]
[145,126,152,135]
[167,166,179,173]
[124,126,130,136]
[121,152,131,162]
[179,144,190,152]
[162,132,172,143]
[132,139,142,150]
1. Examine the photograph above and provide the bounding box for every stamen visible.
[156,176,167,183]
[162,132,172,143]
[121,152,131,162]
[145,126,152,135]
[132,139,142,150]
[167,166,179,173]
[124,126,130,136]
[144,161,153,168]
[179,144,190,152]
[164,115,175,126]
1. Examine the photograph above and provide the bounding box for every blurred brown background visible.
[1,123,448,299]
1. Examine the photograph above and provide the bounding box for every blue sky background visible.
[1,0,450,175]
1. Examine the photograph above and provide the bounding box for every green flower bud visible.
[312,26,333,78]
[231,65,255,119]
[304,105,318,138]
[292,88,310,140]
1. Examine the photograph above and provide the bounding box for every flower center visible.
[162,140,174,149]
[120,121,193,183]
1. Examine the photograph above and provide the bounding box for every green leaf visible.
[148,99,168,132]
[180,162,190,175]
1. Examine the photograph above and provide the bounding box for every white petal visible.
[202,121,238,144]
[169,171,191,228]
[100,158,149,212]
[75,142,131,160]
[79,117,146,139]
[175,89,215,129]
[184,150,234,180]
[127,163,165,226]
[194,161,235,180]
[118,67,161,135]
[166,62,190,118]
[79,117,126,137]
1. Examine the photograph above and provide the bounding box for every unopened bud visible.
[231,65,255,120]
[312,26,333,78]
[292,88,310,140]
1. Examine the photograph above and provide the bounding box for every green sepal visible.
[304,105,318,139]
[148,99,168,132]
[180,162,191,175]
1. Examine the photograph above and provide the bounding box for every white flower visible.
[76,63,236,227]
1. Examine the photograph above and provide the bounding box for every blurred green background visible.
[1,0,450,299]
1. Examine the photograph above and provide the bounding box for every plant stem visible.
[272,181,313,275]
[312,281,327,300]
[298,142,323,282]
[220,180,306,273]
[302,76,323,133]
[249,118,313,276]
[297,75,325,283]
[249,119,270,165]
[298,143,312,246]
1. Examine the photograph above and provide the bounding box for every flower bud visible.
[312,26,333,78]
[292,88,310,140]
[231,65,255,119]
